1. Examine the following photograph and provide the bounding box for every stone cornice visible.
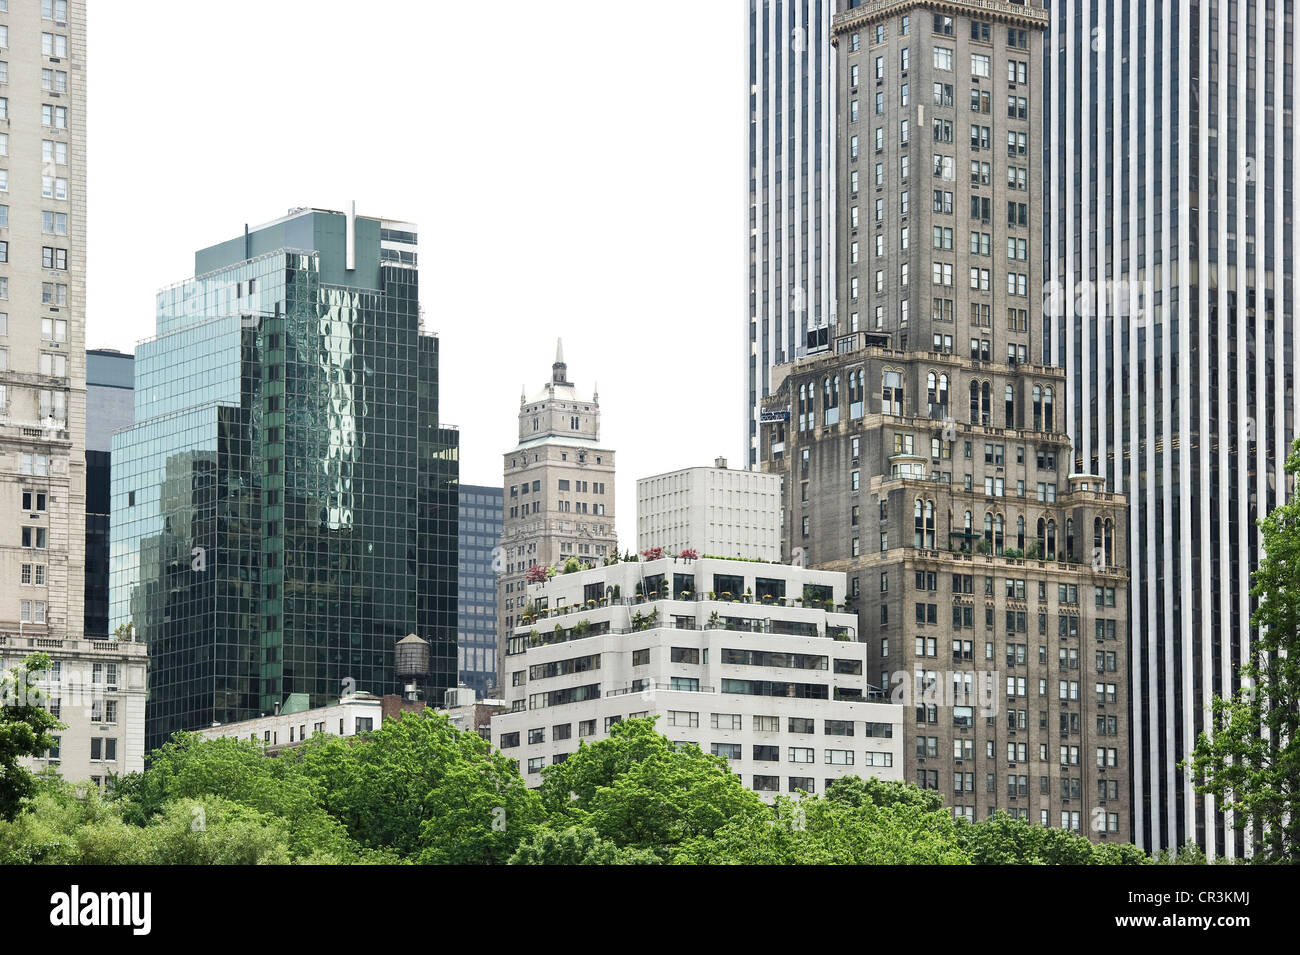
[831,0,1048,41]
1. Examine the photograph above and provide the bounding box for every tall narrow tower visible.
[0,0,87,643]
[747,0,845,469]
[497,340,616,688]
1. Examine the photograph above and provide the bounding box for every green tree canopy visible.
[0,652,62,821]
[290,709,543,864]
[536,717,767,860]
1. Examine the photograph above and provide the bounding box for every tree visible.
[508,825,660,865]
[0,653,62,821]
[0,778,295,865]
[113,732,355,860]
[955,811,1146,865]
[537,717,767,860]
[292,709,543,864]
[674,790,971,865]
[1190,438,1300,862]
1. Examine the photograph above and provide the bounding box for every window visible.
[42,33,69,58]
[970,53,990,77]
[42,211,68,235]
[41,104,67,128]
[42,140,68,165]
[42,176,68,200]
[789,747,814,764]
[933,46,953,71]
[710,712,742,730]
[42,247,68,270]
[711,743,741,761]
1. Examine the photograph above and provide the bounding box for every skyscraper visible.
[84,348,133,638]
[1050,0,1297,857]
[0,0,86,642]
[497,342,616,689]
[761,0,1131,840]
[747,0,844,468]
[111,207,459,751]
[458,483,502,698]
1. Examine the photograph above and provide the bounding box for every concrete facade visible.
[636,458,782,562]
[198,692,387,752]
[9,630,146,786]
[756,0,1131,840]
[0,0,87,644]
[497,341,616,688]
[493,557,903,798]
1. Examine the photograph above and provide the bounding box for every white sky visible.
[87,0,748,550]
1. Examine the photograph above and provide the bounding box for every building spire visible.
[552,337,569,385]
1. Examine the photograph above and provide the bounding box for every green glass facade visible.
[111,210,458,751]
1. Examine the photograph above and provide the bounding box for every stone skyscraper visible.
[0,0,86,642]
[763,0,1132,840]
[497,342,616,688]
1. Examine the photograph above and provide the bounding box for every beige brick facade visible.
[0,0,86,644]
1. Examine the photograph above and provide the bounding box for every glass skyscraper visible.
[85,349,134,638]
[747,0,844,468]
[1050,0,1296,857]
[457,484,503,698]
[111,207,459,751]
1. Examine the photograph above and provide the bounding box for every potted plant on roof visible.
[552,622,564,643]
[635,582,645,603]
[680,548,698,560]
[744,587,753,603]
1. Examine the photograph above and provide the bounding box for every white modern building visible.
[636,457,782,561]
[494,557,902,798]
[1050,0,1298,859]
[8,631,146,787]
[198,692,386,752]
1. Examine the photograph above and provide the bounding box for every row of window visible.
[502,714,895,746]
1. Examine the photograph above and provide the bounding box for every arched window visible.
[969,381,981,425]
[1046,519,1057,560]
[964,510,973,532]
[1005,384,1015,428]
[939,374,949,414]
[981,381,992,425]
[824,375,841,425]
[1032,385,1043,430]
[1065,518,1074,561]
[1036,517,1046,557]
[883,370,904,416]
[1104,518,1114,566]
[925,501,936,549]
[993,514,1004,555]
[984,512,994,551]
[914,500,924,548]
[1044,387,1055,430]
[1093,517,1103,565]
[1016,515,1026,551]
[927,372,938,414]
[849,369,865,418]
